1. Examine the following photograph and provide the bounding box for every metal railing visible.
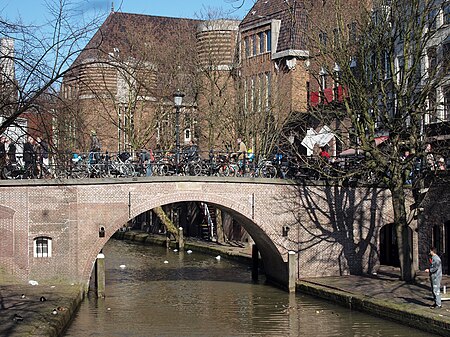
[0,149,447,184]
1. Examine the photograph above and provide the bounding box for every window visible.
[265,72,272,108]
[444,86,450,121]
[251,76,255,112]
[372,9,381,26]
[397,56,405,84]
[266,30,272,51]
[244,36,250,58]
[259,32,265,53]
[444,42,450,73]
[243,78,248,112]
[383,50,392,79]
[428,89,437,123]
[348,21,357,42]
[319,31,328,48]
[34,237,52,258]
[252,35,257,55]
[427,47,437,76]
[444,2,450,25]
[428,7,438,31]
[258,73,264,111]
[333,28,340,46]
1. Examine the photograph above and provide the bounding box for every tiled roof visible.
[73,12,201,65]
[240,0,307,52]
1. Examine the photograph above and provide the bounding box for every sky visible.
[1,0,254,24]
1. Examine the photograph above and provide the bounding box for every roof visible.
[240,0,307,52]
[73,12,201,66]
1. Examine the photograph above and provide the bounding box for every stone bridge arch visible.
[0,177,402,289]
[82,188,289,288]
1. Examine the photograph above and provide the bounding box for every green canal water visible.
[64,240,434,337]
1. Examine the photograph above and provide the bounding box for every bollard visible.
[178,227,184,250]
[444,285,447,294]
[288,251,297,293]
[96,252,106,298]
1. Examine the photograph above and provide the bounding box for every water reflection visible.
[65,240,432,337]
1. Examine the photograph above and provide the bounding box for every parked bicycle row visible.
[0,148,447,183]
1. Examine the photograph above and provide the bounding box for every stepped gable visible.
[240,0,307,52]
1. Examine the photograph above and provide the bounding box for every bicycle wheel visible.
[189,163,202,176]
[262,165,277,178]
[159,164,169,176]
[2,166,12,179]
[71,165,89,179]
[124,164,135,177]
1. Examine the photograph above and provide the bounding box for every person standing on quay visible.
[425,247,442,309]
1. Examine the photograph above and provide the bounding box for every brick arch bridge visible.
[0,177,408,289]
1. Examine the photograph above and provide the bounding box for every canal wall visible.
[113,230,255,266]
[297,279,450,337]
[0,283,85,337]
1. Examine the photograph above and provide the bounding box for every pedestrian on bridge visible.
[90,130,101,162]
[23,136,36,179]
[425,247,442,309]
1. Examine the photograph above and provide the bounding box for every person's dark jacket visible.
[0,142,6,159]
[8,143,16,163]
[23,142,35,164]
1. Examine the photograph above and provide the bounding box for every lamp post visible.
[173,90,185,175]
[333,62,341,100]
[319,67,327,104]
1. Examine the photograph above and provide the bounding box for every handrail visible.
[0,149,446,183]
[200,202,215,242]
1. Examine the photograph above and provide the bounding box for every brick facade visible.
[0,178,403,287]
[418,174,450,273]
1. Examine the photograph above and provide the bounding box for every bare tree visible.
[301,0,449,281]
[58,13,200,153]
[0,0,105,141]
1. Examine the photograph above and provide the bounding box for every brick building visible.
[57,1,450,275]
[60,12,200,153]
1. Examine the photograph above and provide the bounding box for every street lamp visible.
[173,90,185,175]
[333,63,341,100]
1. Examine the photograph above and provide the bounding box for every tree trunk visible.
[391,177,414,281]
[153,206,179,241]
[216,208,225,244]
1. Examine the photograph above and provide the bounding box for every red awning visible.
[375,136,389,146]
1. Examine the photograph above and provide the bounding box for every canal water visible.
[65,240,433,337]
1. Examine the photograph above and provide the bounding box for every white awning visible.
[301,126,335,156]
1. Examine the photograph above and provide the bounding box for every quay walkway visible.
[299,267,450,336]
[1,231,449,336]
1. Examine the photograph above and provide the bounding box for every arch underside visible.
[82,193,288,287]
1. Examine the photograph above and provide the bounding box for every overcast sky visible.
[2,0,253,24]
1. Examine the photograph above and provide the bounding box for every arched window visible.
[33,237,52,258]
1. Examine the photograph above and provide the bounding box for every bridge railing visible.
[0,149,446,184]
